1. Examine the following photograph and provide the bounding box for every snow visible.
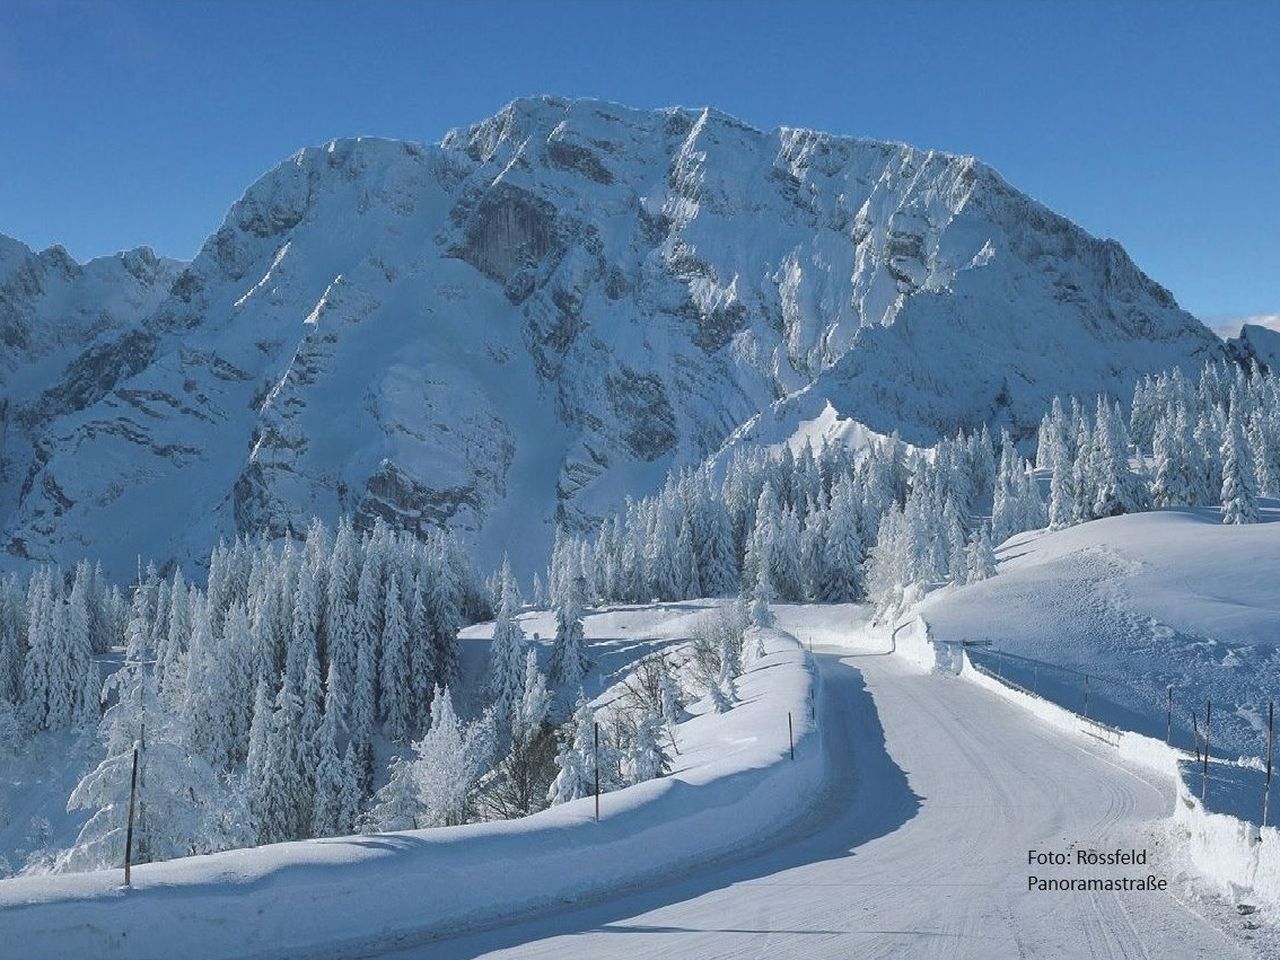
[0,603,823,960]
[2,96,1224,582]
[916,509,1280,759]
[879,510,1280,925]
[386,619,1260,959]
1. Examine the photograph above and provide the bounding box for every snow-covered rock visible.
[0,96,1225,579]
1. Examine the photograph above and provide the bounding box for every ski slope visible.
[402,631,1263,959]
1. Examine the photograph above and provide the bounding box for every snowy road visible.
[391,644,1255,959]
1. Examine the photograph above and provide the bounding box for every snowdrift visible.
[917,509,1280,758]
[0,627,822,960]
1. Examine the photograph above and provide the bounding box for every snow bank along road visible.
[407,643,1255,959]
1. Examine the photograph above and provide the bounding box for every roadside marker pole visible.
[124,743,140,887]
[1166,686,1173,745]
[1083,674,1090,719]
[593,722,600,823]
[1202,699,1212,804]
[788,712,794,760]
[1192,711,1201,764]
[1262,700,1274,829]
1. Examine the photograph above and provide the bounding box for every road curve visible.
[384,647,1253,960]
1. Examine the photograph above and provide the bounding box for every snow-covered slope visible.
[0,606,821,960]
[916,508,1280,758]
[0,237,183,556]
[0,97,1225,579]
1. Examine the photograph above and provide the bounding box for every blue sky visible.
[1,0,1276,328]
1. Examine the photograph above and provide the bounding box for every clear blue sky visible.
[1,0,1276,327]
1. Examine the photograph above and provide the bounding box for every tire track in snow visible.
[386,649,1255,960]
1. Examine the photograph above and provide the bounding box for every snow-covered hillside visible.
[0,97,1237,580]
[0,605,820,960]
[917,508,1280,758]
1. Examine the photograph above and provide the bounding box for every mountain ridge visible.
[0,96,1234,579]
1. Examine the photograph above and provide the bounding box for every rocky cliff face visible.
[0,97,1228,579]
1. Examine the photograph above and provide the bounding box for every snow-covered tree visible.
[486,555,527,730]
[624,711,670,785]
[548,574,589,691]
[1221,417,1260,524]
[965,523,998,583]
[548,692,617,805]
[379,576,412,743]
[61,613,248,871]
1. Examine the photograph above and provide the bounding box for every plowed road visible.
[401,645,1254,959]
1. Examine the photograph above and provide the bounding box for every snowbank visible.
[0,627,823,960]
[1172,782,1280,915]
[919,510,1280,758]
[901,618,1280,916]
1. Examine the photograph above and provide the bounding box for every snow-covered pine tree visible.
[425,542,464,688]
[61,611,248,871]
[486,556,527,733]
[364,754,422,832]
[1221,416,1260,524]
[185,595,235,771]
[311,661,357,837]
[350,622,377,791]
[411,685,493,827]
[406,574,434,728]
[256,672,308,844]
[742,481,780,594]
[548,691,616,805]
[698,494,739,597]
[484,650,557,819]
[624,710,670,785]
[379,576,413,743]
[659,664,685,727]
[1048,442,1077,529]
[818,476,864,601]
[965,523,998,583]
[548,574,589,691]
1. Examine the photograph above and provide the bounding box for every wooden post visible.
[593,722,600,823]
[1202,699,1211,804]
[788,711,794,761]
[1264,700,1273,829]
[124,743,140,887]
[1166,686,1173,745]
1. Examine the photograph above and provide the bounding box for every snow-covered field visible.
[917,508,1280,760]
[0,603,823,960]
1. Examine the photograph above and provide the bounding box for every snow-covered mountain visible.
[0,96,1231,579]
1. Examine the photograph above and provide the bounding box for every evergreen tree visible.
[965,524,998,583]
[548,692,616,805]
[624,711,670,785]
[379,576,412,742]
[485,651,556,819]
[818,477,864,601]
[1221,417,1260,524]
[486,556,527,731]
[257,673,307,844]
[61,613,248,871]
[549,575,589,691]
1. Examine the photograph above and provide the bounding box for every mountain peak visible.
[0,97,1224,579]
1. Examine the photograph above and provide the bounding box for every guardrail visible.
[941,637,1274,827]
